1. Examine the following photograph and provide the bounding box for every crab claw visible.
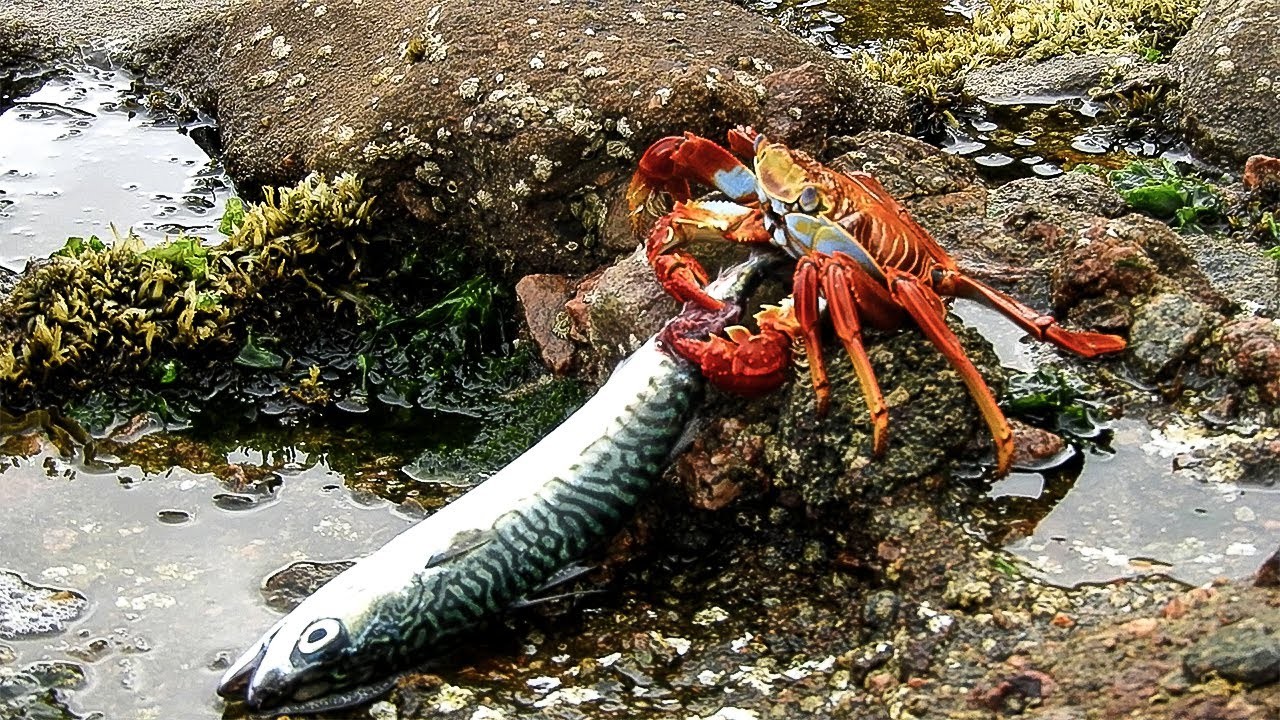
[628,136,692,223]
[666,303,798,397]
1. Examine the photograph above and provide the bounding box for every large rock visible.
[1172,0,1280,165]
[159,0,905,276]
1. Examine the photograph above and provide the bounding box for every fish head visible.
[217,591,394,713]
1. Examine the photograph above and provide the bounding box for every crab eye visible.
[297,618,344,656]
[798,185,821,213]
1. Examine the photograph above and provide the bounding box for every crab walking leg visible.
[887,269,1014,476]
[936,272,1127,358]
[821,256,893,457]
[646,200,771,311]
[793,257,835,416]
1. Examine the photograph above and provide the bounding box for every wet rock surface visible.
[1173,0,1280,165]
[1183,618,1280,687]
[964,54,1145,102]
[1128,292,1220,380]
[0,661,85,720]
[156,0,903,277]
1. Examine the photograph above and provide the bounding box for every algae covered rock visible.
[0,173,375,396]
[176,0,902,277]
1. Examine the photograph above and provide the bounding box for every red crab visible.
[628,127,1126,476]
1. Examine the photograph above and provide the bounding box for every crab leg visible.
[647,200,771,310]
[820,254,894,457]
[936,272,1126,358]
[886,269,1014,476]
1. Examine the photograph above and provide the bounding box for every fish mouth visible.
[216,639,266,700]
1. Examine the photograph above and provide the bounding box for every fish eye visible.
[297,618,344,656]
[798,185,822,213]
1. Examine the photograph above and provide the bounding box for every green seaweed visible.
[0,173,375,394]
[1003,366,1108,441]
[407,374,589,484]
[1080,159,1226,231]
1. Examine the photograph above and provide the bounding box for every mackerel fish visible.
[216,252,778,714]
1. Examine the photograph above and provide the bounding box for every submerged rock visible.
[1183,618,1280,688]
[1172,0,1280,165]
[1128,292,1219,380]
[963,54,1144,103]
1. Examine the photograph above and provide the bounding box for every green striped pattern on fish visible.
[360,364,699,667]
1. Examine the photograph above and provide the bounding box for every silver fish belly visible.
[217,253,777,714]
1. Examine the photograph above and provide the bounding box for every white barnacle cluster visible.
[361,127,425,163]
[551,104,602,138]
[421,4,449,62]
[270,35,292,59]
[247,69,281,89]
[458,76,481,100]
[529,154,556,183]
[705,66,722,91]
[579,49,607,79]
[733,70,767,98]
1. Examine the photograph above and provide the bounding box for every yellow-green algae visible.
[0,173,375,392]
[859,0,1204,97]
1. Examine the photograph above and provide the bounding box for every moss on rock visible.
[860,0,1203,98]
[0,173,375,396]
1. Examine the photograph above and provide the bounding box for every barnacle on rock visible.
[0,173,376,398]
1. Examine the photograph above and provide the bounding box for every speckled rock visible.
[165,0,904,276]
[1128,292,1220,379]
[765,324,999,507]
[564,246,678,379]
[1185,231,1280,317]
[1183,618,1280,687]
[0,662,84,720]
[1172,0,1280,165]
[1244,154,1280,202]
[1204,316,1280,406]
[1051,214,1230,335]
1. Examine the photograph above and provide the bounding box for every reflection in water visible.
[0,454,415,718]
[738,0,975,57]
[0,63,233,272]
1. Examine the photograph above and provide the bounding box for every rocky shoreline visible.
[1,0,1278,718]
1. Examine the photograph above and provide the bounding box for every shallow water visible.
[955,302,1280,587]
[0,63,231,272]
[0,451,417,719]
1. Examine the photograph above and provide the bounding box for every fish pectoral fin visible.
[510,563,601,610]
[426,528,494,567]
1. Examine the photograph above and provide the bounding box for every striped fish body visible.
[342,352,698,683]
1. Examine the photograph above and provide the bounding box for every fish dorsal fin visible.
[426,528,493,568]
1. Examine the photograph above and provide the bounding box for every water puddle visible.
[0,451,419,719]
[738,0,977,57]
[943,99,1184,181]
[0,62,232,272]
[955,302,1280,587]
